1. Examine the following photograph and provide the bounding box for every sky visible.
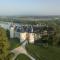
[0,0,60,16]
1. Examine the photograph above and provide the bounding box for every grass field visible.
[9,39,60,60]
[9,38,20,49]
[26,44,60,60]
[15,54,31,60]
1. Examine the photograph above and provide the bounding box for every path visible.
[10,40,35,60]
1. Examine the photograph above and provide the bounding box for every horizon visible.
[0,0,60,16]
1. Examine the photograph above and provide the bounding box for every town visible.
[0,17,60,60]
[0,21,54,44]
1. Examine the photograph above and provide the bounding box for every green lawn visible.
[9,38,20,49]
[15,54,30,60]
[9,39,60,60]
[26,44,60,60]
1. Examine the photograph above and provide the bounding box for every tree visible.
[6,29,10,39]
[0,27,10,60]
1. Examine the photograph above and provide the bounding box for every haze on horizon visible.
[0,0,60,16]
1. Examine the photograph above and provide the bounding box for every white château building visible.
[10,23,36,43]
[10,23,47,44]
